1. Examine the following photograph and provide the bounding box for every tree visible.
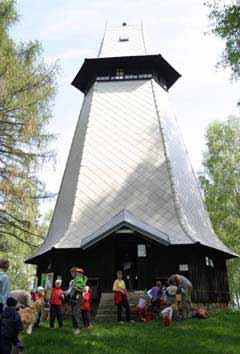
[205,0,240,81]
[200,116,240,305]
[0,208,54,290]
[0,0,58,251]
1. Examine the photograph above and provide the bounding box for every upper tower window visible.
[116,68,124,78]
[119,34,129,42]
[119,23,129,42]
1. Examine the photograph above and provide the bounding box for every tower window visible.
[116,68,124,77]
[119,35,129,42]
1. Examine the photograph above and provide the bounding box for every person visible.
[136,295,147,321]
[168,274,192,317]
[147,281,162,300]
[0,259,10,354]
[147,281,162,314]
[80,286,92,328]
[166,280,178,305]
[0,259,10,313]
[72,268,88,296]
[1,297,24,354]
[194,305,207,319]
[113,271,133,323]
[49,279,64,329]
[67,267,88,335]
[33,287,45,328]
[168,274,192,302]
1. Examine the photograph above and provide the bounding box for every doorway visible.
[115,237,138,290]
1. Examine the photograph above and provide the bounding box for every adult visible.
[0,259,10,313]
[0,259,10,354]
[168,274,192,301]
[168,274,192,318]
[112,270,132,323]
[67,267,87,335]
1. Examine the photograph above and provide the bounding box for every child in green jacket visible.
[72,268,88,299]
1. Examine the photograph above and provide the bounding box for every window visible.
[139,74,152,79]
[96,76,110,81]
[205,256,214,267]
[119,32,129,42]
[119,35,129,42]
[116,68,124,77]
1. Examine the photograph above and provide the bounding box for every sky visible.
[13,0,239,215]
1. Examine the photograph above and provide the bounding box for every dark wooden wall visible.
[35,232,230,303]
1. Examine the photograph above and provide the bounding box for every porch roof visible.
[81,209,170,249]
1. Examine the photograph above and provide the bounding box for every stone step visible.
[98,302,140,308]
[96,313,138,321]
[100,292,145,300]
[95,292,147,321]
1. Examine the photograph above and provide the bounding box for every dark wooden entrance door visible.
[115,237,138,290]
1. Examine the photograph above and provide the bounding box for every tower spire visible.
[98,22,147,58]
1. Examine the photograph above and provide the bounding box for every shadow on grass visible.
[23,312,240,354]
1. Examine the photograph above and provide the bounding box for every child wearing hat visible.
[72,268,88,297]
[49,279,64,329]
[1,297,24,354]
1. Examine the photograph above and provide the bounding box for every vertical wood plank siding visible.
[36,233,230,303]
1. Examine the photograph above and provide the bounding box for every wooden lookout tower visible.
[27,23,237,305]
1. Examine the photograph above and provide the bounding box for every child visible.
[166,281,178,305]
[136,295,147,321]
[72,268,88,298]
[1,297,24,354]
[161,306,173,327]
[66,268,88,301]
[49,280,63,329]
[80,286,92,328]
[33,287,45,328]
[147,281,162,316]
[195,306,207,319]
[147,281,162,301]
[0,259,10,313]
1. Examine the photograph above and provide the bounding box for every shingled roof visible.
[27,23,237,263]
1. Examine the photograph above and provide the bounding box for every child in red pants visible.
[80,286,92,328]
[49,280,63,329]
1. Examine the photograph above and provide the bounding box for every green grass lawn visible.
[23,311,240,354]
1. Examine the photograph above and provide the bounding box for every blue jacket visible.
[1,307,23,338]
[0,272,10,306]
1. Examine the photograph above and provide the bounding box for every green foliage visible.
[205,0,240,80]
[200,116,240,305]
[23,312,240,354]
[0,0,58,251]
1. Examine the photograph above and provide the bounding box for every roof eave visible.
[81,221,170,250]
[71,54,181,93]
